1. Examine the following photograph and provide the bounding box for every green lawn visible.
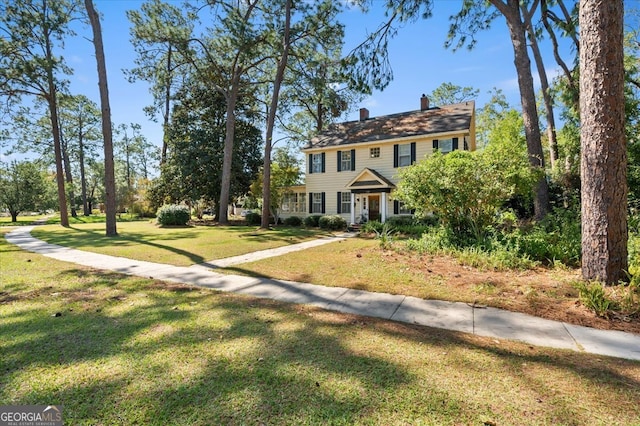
[2,228,639,425]
[0,214,48,226]
[31,221,330,266]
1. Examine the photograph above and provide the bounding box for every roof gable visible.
[346,168,396,190]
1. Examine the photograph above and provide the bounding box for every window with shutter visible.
[311,153,324,173]
[312,192,323,213]
[397,143,412,167]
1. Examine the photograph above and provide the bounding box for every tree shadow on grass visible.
[1,261,639,424]
[33,226,208,265]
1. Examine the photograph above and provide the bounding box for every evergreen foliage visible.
[156,204,190,226]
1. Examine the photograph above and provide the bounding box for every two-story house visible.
[280,95,476,224]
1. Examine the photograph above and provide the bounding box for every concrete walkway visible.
[5,226,640,361]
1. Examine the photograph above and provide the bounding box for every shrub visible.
[361,220,383,234]
[130,201,156,218]
[318,215,347,231]
[304,215,322,227]
[156,204,190,226]
[386,216,433,237]
[283,216,302,227]
[405,225,457,254]
[244,212,262,225]
[504,208,581,266]
[386,216,415,227]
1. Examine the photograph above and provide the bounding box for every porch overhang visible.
[346,168,396,194]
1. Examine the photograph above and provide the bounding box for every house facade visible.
[281,95,476,224]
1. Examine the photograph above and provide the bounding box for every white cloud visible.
[496,77,520,93]
[363,98,379,109]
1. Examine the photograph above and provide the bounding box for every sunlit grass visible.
[0,214,47,226]
[2,228,640,425]
[31,221,330,266]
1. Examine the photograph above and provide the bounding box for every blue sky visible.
[8,0,578,162]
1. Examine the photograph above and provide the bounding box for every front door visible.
[369,195,380,221]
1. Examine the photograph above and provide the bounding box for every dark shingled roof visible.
[305,101,474,150]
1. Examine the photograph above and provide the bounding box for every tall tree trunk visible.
[218,72,240,224]
[579,0,627,284]
[522,2,559,169]
[44,23,69,227]
[161,45,172,165]
[79,128,90,216]
[491,0,549,220]
[261,0,292,229]
[60,131,77,217]
[85,0,117,236]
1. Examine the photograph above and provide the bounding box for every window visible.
[394,142,416,168]
[337,149,355,172]
[398,201,412,215]
[312,193,323,213]
[282,192,306,213]
[398,144,412,167]
[311,153,324,173]
[439,138,453,153]
[370,147,380,158]
[340,150,351,171]
[394,200,413,215]
[338,192,351,214]
[433,138,458,153]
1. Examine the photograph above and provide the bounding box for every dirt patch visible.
[394,249,640,334]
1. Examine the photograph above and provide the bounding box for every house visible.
[280,95,476,224]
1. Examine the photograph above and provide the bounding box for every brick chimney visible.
[359,107,369,121]
[420,94,429,111]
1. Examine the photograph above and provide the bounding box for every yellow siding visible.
[289,100,476,221]
[303,132,471,219]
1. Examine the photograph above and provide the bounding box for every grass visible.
[29,221,640,333]
[0,214,48,227]
[31,221,330,266]
[2,228,640,425]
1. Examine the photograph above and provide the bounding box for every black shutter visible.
[321,152,325,173]
[337,151,342,172]
[308,154,313,174]
[410,142,416,164]
[432,139,439,151]
[351,149,356,171]
[337,192,342,214]
[453,137,459,151]
[309,193,313,213]
[321,192,326,214]
[393,144,399,168]
[394,200,399,215]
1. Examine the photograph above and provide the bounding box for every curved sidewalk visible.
[5,226,640,361]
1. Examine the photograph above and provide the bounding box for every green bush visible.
[245,212,262,225]
[283,216,302,227]
[304,215,322,227]
[318,215,347,231]
[405,226,457,254]
[131,201,156,218]
[361,220,383,234]
[501,208,581,266]
[156,204,190,226]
